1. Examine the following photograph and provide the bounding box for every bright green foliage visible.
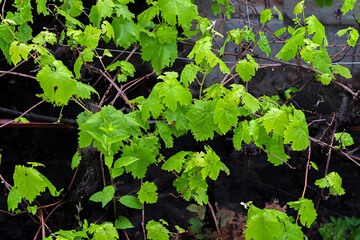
[115,216,134,229]
[332,64,352,79]
[307,15,328,46]
[273,5,283,21]
[258,32,271,57]
[119,195,143,209]
[79,25,102,50]
[236,54,258,82]
[200,146,229,180]
[334,132,354,148]
[318,73,332,85]
[162,151,191,173]
[284,110,309,151]
[164,106,189,131]
[71,151,81,170]
[155,121,174,148]
[10,165,60,208]
[139,31,177,71]
[36,60,78,106]
[260,9,272,25]
[74,48,94,79]
[245,204,304,240]
[276,28,305,61]
[293,1,305,15]
[89,186,115,208]
[341,0,356,15]
[158,0,198,30]
[9,41,30,66]
[314,0,334,7]
[288,198,317,228]
[266,135,289,166]
[33,31,57,45]
[214,99,240,134]
[157,72,193,111]
[188,36,230,74]
[180,63,201,87]
[16,24,33,43]
[315,172,345,196]
[146,220,170,240]
[187,99,219,141]
[261,108,288,136]
[138,181,158,204]
[88,222,119,240]
[112,17,139,49]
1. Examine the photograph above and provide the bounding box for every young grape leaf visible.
[7,186,22,212]
[187,99,219,141]
[214,99,240,134]
[180,63,201,87]
[261,108,288,136]
[342,0,356,15]
[9,41,30,66]
[258,32,271,57]
[314,0,334,7]
[306,15,328,46]
[332,64,352,79]
[71,151,81,170]
[288,198,317,228]
[155,121,173,148]
[315,172,345,196]
[89,185,115,208]
[114,3,135,20]
[146,220,170,240]
[138,181,158,204]
[260,9,272,25]
[37,60,78,106]
[245,209,281,240]
[88,222,119,240]
[276,27,305,61]
[265,135,289,166]
[162,151,190,173]
[164,106,189,130]
[284,110,309,151]
[112,17,139,49]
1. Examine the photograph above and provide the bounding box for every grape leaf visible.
[138,181,158,204]
[33,31,57,45]
[180,63,201,87]
[187,99,219,141]
[276,27,305,61]
[201,146,229,180]
[236,55,258,82]
[156,121,173,148]
[17,24,33,43]
[315,172,345,196]
[306,15,328,46]
[115,216,134,229]
[318,73,332,85]
[9,41,30,66]
[119,195,143,210]
[7,187,22,212]
[137,5,160,25]
[342,0,356,15]
[146,220,169,240]
[293,1,305,15]
[71,151,81,170]
[37,60,78,106]
[288,198,317,228]
[258,32,271,57]
[214,99,240,134]
[141,89,164,121]
[139,32,177,71]
[332,64,352,79]
[284,110,309,151]
[158,0,198,30]
[112,17,139,49]
[162,151,190,173]
[164,106,189,130]
[260,9,272,25]
[114,3,134,20]
[37,0,49,15]
[157,72,193,111]
[242,93,260,113]
[314,0,334,7]
[265,135,289,166]
[245,210,281,240]
[89,185,115,208]
[261,108,288,136]
[88,222,119,240]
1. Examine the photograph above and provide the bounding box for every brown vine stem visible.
[0,99,45,129]
[309,136,360,167]
[0,70,37,80]
[207,202,221,238]
[140,178,146,240]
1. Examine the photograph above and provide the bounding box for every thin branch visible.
[207,202,221,238]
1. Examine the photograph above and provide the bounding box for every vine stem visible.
[207,202,221,238]
[141,178,146,240]
[0,99,45,129]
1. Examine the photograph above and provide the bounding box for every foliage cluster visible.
[0,0,359,239]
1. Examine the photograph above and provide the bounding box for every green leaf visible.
[180,63,201,88]
[56,8,84,28]
[276,27,305,61]
[258,32,271,57]
[114,156,140,168]
[89,222,119,240]
[9,41,30,66]
[141,89,164,121]
[157,72,193,111]
[37,0,49,15]
[139,32,177,71]
[146,220,170,240]
[37,60,78,106]
[89,185,115,208]
[76,82,99,100]
[89,5,101,26]
[187,99,219,141]
[349,28,359,47]
[16,24,33,43]
[112,17,139,49]
[261,108,288,136]
[7,187,22,212]
[342,0,356,15]
[101,21,115,41]
[115,216,134,229]
[138,181,158,204]
[245,207,281,240]
[334,132,354,147]
[164,106,189,131]
[201,146,228,180]
[288,198,317,228]
[293,1,305,15]
[265,135,289,166]
[71,151,81,170]
[67,0,84,17]
[318,73,332,85]
[27,205,37,215]
[306,15,328,46]
[33,31,57,45]
[97,0,115,19]
[314,0,334,7]
[236,59,256,82]
[79,25,102,50]
[260,9,272,25]
[273,5,283,21]
[13,165,56,203]
[119,195,143,209]
[162,151,190,173]
[242,92,260,113]
[158,0,198,30]
[274,27,286,36]
[156,121,173,148]
[332,64,352,79]
[315,172,345,196]
[284,110,309,151]
[214,99,240,134]
[137,5,160,25]
[310,161,319,171]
